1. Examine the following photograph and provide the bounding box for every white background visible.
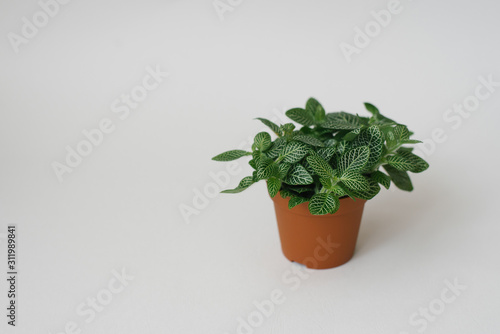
[1,0,499,333]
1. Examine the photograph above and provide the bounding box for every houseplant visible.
[212,98,429,269]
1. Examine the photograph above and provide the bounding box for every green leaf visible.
[383,165,413,191]
[384,124,411,149]
[339,171,370,191]
[280,141,310,164]
[324,139,338,147]
[337,141,350,155]
[251,151,266,171]
[352,126,383,170]
[306,153,335,179]
[397,150,429,173]
[357,115,371,126]
[371,171,391,189]
[255,150,272,167]
[299,126,313,135]
[221,176,254,193]
[317,147,337,162]
[349,178,381,200]
[280,189,294,199]
[301,159,315,176]
[267,177,281,198]
[212,150,251,161]
[292,135,325,147]
[336,183,357,200]
[386,154,415,171]
[255,118,281,136]
[323,112,361,130]
[398,146,414,153]
[285,164,313,185]
[319,177,334,189]
[248,159,257,169]
[364,102,380,116]
[329,184,347,197]
[343,128,361,141]
[385,150,428,173]
[383,127,397,148]
[308,193,340,215]
[288,196,309,209]
[306,98,326,125]
[338,146,370,173]
[393,124,410,141]
[364,103,396,125]
[288,186,313,193]
[254,132,272,151]
[257,160,279,180]
[285,108,314,126]
[267,137,286,159]
[280,123,296,136]
[401,139,423,144]
[278,162,292,178]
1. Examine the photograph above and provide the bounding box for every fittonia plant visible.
[212,98,429,215]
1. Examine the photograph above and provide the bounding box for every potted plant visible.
[212,98,429,269]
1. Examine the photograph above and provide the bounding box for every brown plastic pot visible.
[271,195,367,269]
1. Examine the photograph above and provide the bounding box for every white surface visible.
[1,0,499,333]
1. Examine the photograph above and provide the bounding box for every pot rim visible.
[271,194,367,218]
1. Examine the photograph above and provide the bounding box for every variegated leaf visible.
[383,165,413,191]
[352,126,383,170]
[255,118,281,136]
[306,97,325,125]
[397,150,429,173]
[393,124,410,141]
[317,147,337,162]
[212,150,251,161]
[293,134,325,147]
[257,160,279,180]
[267,137,286,159]
[364,102,396,124]
[339,171,370,191]
[285,164,313,185]
[306,153,335,179]
[323,139,338,147]
[349,178,381,200]
[248,159,257,169]
[280,189,294,199]
[221,176,254,193]
[285,108,315,126]
[323,112,361,130]
[280,141,310,164]
[288,186,313,193]
[371,170,391,189]
[343,128,361,141]
[308,193,340,215]
[386,154,415,171]
[278,162,292,179]
[401,139,422,144]
[338,146,370,173]
[386,150,429,173]
[336,183,357,200]
[288,196,309,209]
[280,123,296,136]
[267,177,281,198]
[254,132,272,151]
[302,159,316,176]
[337,141,350,155]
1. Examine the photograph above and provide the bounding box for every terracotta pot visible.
[271,195,367,269]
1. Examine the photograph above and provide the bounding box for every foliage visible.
[212,98,429,215]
